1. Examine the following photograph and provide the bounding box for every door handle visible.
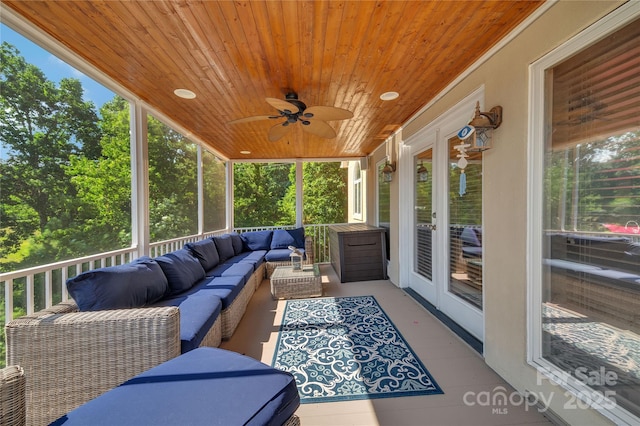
[419,224,436,231]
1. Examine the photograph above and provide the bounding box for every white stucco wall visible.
[396,1,627,424]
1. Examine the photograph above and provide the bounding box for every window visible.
[530,8,640,423]
[353,161,363,219]
[1,25,127,270]
[233,162,294,227]
[147,114,198,241]
[202,150,226,232]
[377,160,391,260]
[302,161,347,225]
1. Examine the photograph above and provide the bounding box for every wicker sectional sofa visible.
[5,228,312,425]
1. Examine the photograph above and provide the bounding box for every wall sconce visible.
[382,161,396,182]
[416,161,428,182]
[463,101,503,152]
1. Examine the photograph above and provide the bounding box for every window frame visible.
[353,161,363,220]
[527,3,640,424]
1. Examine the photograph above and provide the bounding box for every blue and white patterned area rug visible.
[272,295,443,403]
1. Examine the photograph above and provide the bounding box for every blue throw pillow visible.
[271,227,305,249]
[271,229,295,249]
[185,238,220,271]
[155,249,206,296]
[240,230,273,251]
[288,227,306,248]
[66,257,168,312]
[229,232,244,255]
[213,234,235,262]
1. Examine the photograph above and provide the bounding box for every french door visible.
[402,94,485,343]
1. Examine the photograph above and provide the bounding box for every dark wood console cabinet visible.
[329,224,387,283]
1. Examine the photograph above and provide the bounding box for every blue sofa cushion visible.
[229,232,244,255]
[151,292,222,353]
[184,238,219,271]
[206,262,254,284]
[233,250,267,270]
[192,276,245,309]
[265,248,306,262]
[66,257,168,312]
[51,347,300,426]
[213,234,235,263]
[155,249,205,296]
[271,227,305,249]
[241,230,273,251]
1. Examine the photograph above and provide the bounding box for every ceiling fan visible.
[228,92,353,142]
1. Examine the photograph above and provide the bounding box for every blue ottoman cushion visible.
[51,347,300,426]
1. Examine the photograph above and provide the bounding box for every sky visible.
[1,24,116,110]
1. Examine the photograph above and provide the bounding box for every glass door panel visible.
[415,149,434,280]
[448,136,483,310]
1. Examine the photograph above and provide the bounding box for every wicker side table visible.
[270,265,322,300]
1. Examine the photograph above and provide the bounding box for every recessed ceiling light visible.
[240,150,251,155]
[380,91,399,101]
[174,89,196,99]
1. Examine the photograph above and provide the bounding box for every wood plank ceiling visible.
[3,0,543,160]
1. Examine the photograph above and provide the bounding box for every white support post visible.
[5,279,14,322]
[26,274,34,315]
[226,161,234,232]
[197,145,204,236]
[131,101,150,257]
[296,160,303,227]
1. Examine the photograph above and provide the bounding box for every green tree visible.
[202,151,226,231]
[147,118,198,241]
[0,42,102,269]
[233,163,292,227]
[65,97,132,251]
[300,162,347,224]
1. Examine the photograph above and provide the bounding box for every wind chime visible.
[453,138,471,197]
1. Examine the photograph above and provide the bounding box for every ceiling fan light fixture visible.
[173,88,196,99]
[380,91,399,101]
[230,92,353,141]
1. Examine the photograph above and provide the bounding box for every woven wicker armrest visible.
[5,303,181,425]
[0,365,26,426]
[304,235,315,264]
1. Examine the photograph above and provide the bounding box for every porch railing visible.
[0,224,337,325]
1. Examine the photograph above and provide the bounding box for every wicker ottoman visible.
[271,265,322,299]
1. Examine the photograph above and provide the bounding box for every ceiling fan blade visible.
[266,97,300,114]
[228,115,279,124]
[302,120,337,139]
[304,106,353,121]
[268,122,293,142]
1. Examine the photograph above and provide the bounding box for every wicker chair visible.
[5,302,182,425]
[0,365,26,426]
